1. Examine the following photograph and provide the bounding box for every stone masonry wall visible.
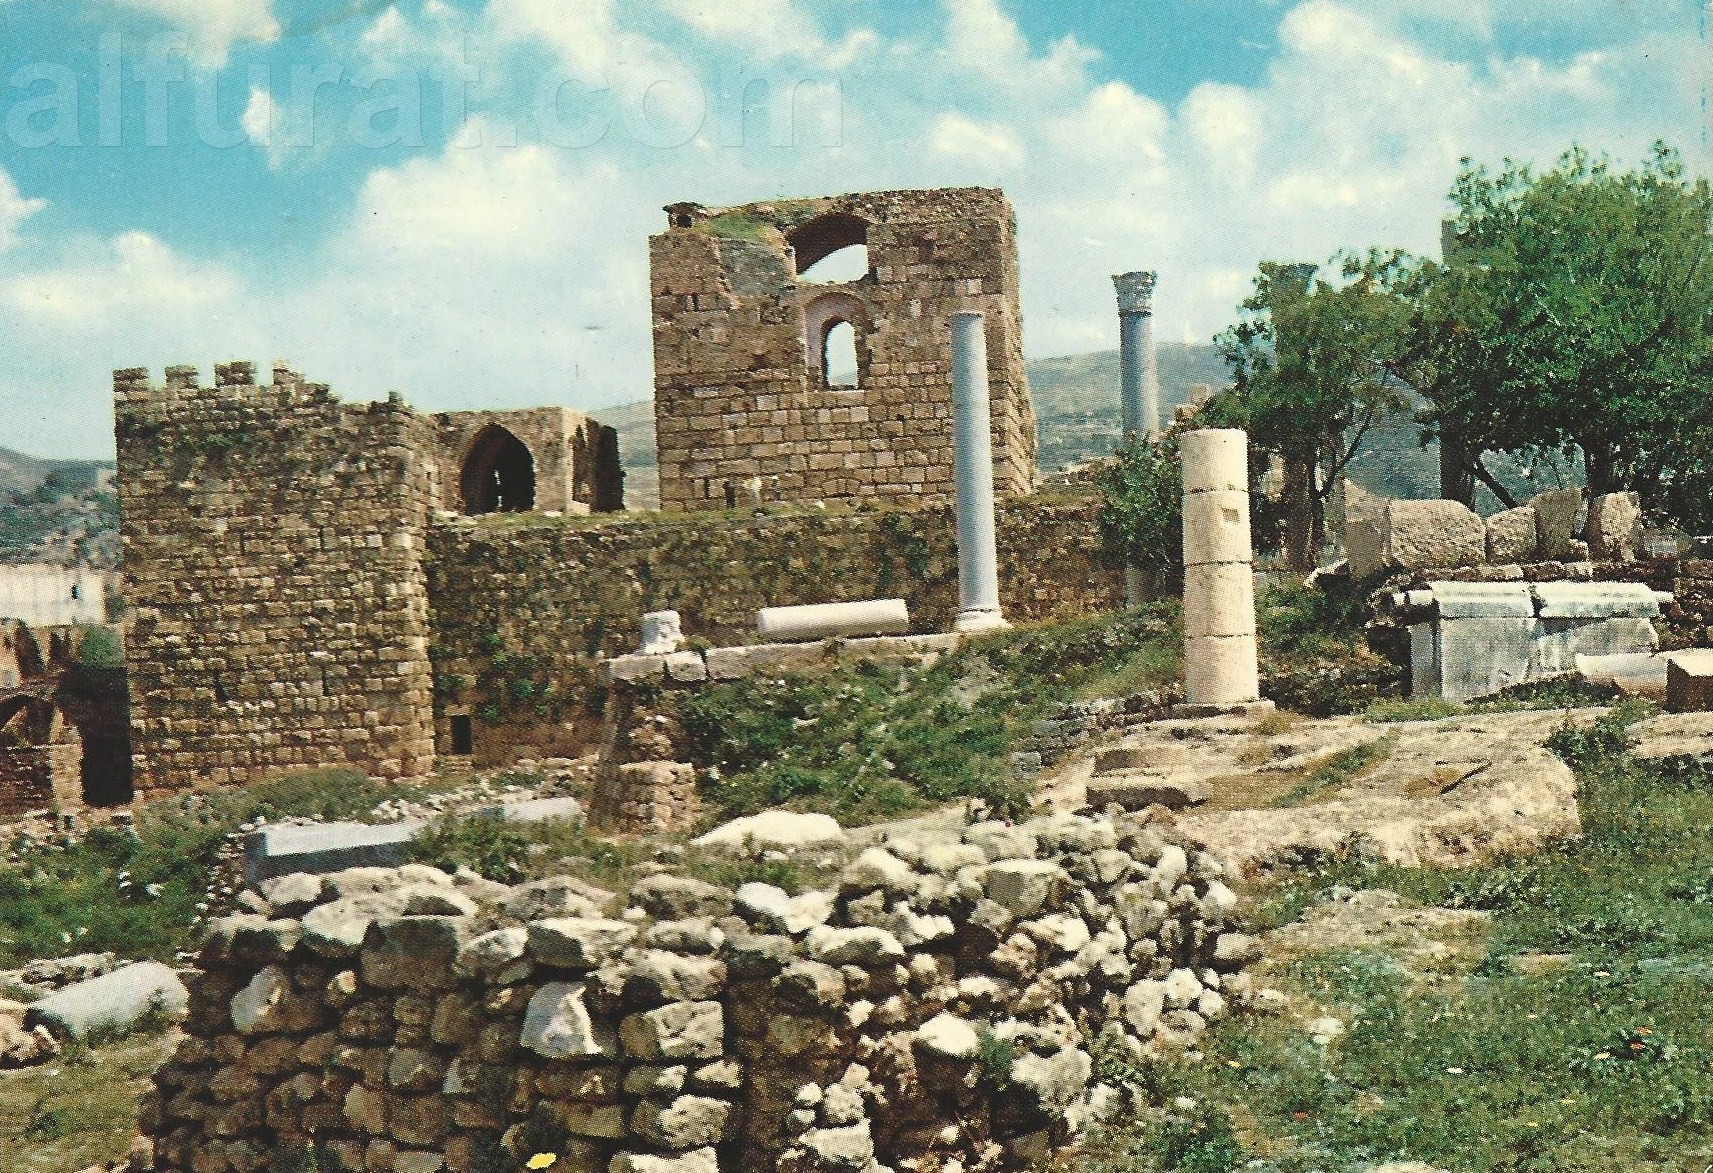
[146,808,1258,1173]
[651,188,1036,512]
[425,496,1125,766]
[115,363,439,799]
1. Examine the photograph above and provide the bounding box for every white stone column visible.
[1181,429,1260,707]
[951,312,1009,633]
[1113,271,1159,439]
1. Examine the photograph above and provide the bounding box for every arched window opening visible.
[823,320,859,389]
[798,244,869,284]
[788,212,869,280]
[461,425,537,515]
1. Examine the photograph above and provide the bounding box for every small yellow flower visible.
[527,1155,558,1171]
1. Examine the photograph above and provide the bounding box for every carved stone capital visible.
[1112,270,1157,315]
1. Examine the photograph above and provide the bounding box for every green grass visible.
[1080,701,1713,1172]
[0,768,410,967]
[1273,735,1395,807]
[673,607,1183,826]
[0,1029,177,1172]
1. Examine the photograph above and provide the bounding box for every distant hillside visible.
[0,458,119,567]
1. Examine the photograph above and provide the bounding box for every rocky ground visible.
[1,695,1691,1173]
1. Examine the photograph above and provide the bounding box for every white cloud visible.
[654,0,828,60]
[240,86,283,165]
[0,169,45,253]
[106,0,279,64]
[942,0,1097,93]
[929,113,1026,169]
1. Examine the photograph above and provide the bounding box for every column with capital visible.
[1113,271,1159,439]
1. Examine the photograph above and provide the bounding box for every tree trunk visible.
[1583,442,1619,497]
[1439,433,1475,506]
[1282,451,1316,571]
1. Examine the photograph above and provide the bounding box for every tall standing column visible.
[951,312,1009,634]
[1181,429,1260,707]
[1113,271,1159,439]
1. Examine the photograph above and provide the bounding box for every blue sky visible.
[0,0,1706,458]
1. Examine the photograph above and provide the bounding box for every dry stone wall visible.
[426,497,1125,765]
[651,188,1037,512]
[115,363,440,799]
[145,808,1258,1173]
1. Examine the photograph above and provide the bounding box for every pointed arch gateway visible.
[461,424,537,515]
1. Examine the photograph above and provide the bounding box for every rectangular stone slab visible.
[1426,581,1534,619]
[1531,581,1661,619]
[1532,616,1659,677]
[243,820,424,883]
[1434,616,1537,702]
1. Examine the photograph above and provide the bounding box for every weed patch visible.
[674,608,1181,826]
[1078,702,1713,1171]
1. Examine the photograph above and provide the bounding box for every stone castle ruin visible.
[107,187,1123,802]
[114,360,624,800]
[651,188,1037,510]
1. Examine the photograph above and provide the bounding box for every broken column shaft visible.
[1113,271,1159,439]
[1181,428,1260,707]
[951,312,1009,633]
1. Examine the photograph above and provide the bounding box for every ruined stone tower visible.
[113,361,622,798]
[649,187,1037,511]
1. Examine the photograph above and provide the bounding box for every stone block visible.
[243,821,424,884]
[1384,499,1485,571]
[1085,774,1208,811]
[25,962,188,1042]
[1532,618,1658,677]
[1531,581,1660,620]
[1531,488,1583,560]
[1584,491,1641,562]
[1432,617,1537,702]
[1485,505,1539,563]
[1667,651,1713,713]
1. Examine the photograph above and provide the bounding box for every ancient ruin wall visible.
[433,408,624,517]
[146,809,1258,1173]
[114,363,439,798]
[424,496,1124,765]
[651,188,1037,512]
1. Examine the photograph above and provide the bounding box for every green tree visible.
[1403,144,1713,515]
[1209,254,1413,569]
[1096,435,1183,600]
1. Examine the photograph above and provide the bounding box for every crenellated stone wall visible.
[145,808,1259,1173]
[114,362,441,799]
[651,188,1037,512]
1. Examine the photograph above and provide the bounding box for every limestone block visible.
[1181,491,1253,567]
[1346,516,1386,581]
[1584,492,1641,562]
[605,654,667,684]
[243,821,423,884]
[1383,499,1485,571]
[640,610,685,655]
[1484,506,1539,564]
[1179,430,1248,493]
[691,810,845,852]
[1433,617,1537,702]
[1531,581,1661,620]
[1533,617,1659,678]
[25,961,188,1042]
[1085,774,1208,811]
[1182,564,1256,638]
[754,599,910,642]
[1531,488,1583,560]
[520,982,617,1059]
[1666,651,1713,713]
[1183,634,1260,707]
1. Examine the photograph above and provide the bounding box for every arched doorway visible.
[461,425,537,515]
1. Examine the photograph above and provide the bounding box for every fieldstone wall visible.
[651,188,1037,512]
[114,363,441,798]
[145,809,1257,1173]
[425,496,1126,766]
